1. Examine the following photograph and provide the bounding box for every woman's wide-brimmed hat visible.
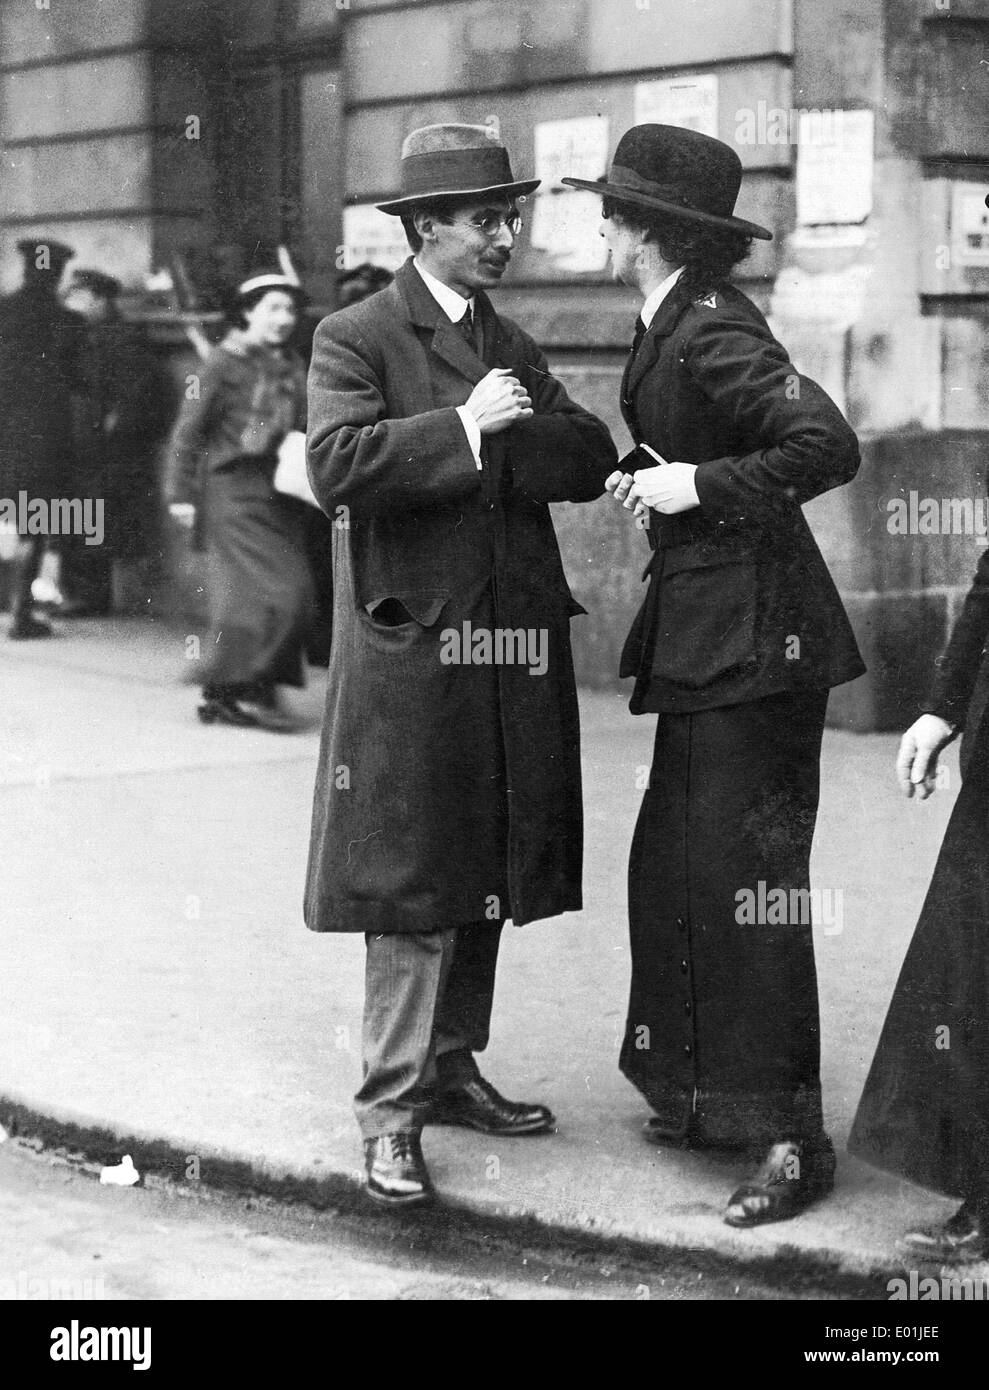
[376,123,540,216]
[562,124,772,240]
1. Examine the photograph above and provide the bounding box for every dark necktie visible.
[458,303,477,351]
[630,315,647,358]
[622,316,647,409]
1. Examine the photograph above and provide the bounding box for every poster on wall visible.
[634,74,719,137]
[530,116,610,273]
[795,109,874,226]
[340,203,409,273]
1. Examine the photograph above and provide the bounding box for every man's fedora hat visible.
[563,124,772,240]
[16,236,76,271]
[376,123,539,216]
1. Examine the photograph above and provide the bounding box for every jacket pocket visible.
[357,590,450,654]
[362,591,448,629]
[651,550,759,688]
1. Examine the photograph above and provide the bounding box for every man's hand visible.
[606,471,649,523]
[895,714,955,799]
[168,502,196,530]
[465,368,533,436]
[629,461,699,515]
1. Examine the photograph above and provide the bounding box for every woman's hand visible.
[169,502,196,530]
[605,461,699,516]
[629,461,699,515]
[895,714,956,799]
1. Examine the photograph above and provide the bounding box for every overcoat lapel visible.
[395,260,489,386]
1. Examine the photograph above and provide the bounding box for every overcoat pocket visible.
[357,589,449,650]
[651,551,759,688]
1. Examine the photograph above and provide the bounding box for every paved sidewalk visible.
[0,615,970,1283]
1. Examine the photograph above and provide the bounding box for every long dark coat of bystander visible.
[849,542,989,1201]
[0,279,82,500]
[304,260,616,934]
[164,332,314,693]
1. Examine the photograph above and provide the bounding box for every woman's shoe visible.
[196,696,261,728]
[898,1201,989,1261]
[238,684,296,732]
[724,1134,836,1228]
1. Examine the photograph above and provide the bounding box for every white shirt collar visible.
[640,266,686,330]
[413,258,474,323]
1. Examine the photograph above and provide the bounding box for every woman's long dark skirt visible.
[848,717,989,1203]
[198,460,315,691]
[620,688,829,1147]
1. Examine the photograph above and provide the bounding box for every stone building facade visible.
[2,0,988,727]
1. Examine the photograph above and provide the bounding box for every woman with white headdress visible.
[165,270,315,729]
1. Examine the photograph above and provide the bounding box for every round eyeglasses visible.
[466,211,523,238]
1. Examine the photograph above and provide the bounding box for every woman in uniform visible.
[566,125,865,1227]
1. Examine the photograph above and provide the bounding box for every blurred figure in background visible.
[305,262,396,668]
[60,268,174,616]
[164,270,315,731]
[335,262,394,310]
[0,237,83,639]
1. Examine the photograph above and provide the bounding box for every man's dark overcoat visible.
[304,260,616,934]
[70,314,173,558]
[0,282,83,499]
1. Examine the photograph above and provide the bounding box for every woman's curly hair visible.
[602,194,753,298]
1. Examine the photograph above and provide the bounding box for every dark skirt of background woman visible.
[620,688,829,1147]
[848,712,989,1203]
[197,454,315,698]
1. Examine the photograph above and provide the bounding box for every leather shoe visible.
[899,1201,989,1261]
[197,696,261,728]
[363,1132,433,1206]
[724,1134,836,1228]
[9,613,54,640]
[429,1074,555,1136]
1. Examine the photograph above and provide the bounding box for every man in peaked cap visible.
[0,237,84,637]
[305,123,616,1205]
[566,124,865,1228]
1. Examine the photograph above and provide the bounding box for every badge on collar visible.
[696,293,719,309]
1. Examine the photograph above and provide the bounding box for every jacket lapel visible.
[626,279,695,400]
[395,259,489,386]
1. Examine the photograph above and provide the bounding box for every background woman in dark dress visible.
[165,272,315,730]
[849,542,989,1261]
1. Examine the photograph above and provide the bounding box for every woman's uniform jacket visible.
[619,276,865,712]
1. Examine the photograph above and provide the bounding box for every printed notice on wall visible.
[530,117,610,273]
[634,75,719,137]
[341,204,409,273]
[796,110,874,226]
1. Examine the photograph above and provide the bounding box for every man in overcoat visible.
[61,268,173,615]
[305,123,616,1204]
[565,126,865,1227]
[0,237,83,638]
